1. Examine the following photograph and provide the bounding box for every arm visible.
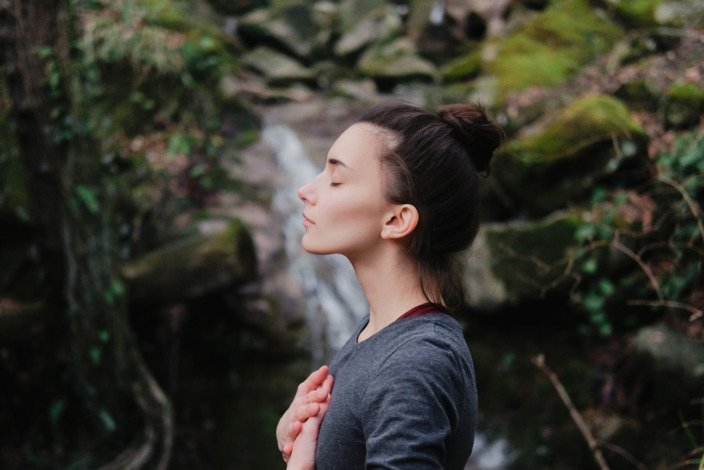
[277,365,334,460]
[362,340,472,469]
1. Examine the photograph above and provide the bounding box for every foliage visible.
[569,127,704,337]
[67,0,259,255]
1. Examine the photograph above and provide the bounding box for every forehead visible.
[329,123,391,163]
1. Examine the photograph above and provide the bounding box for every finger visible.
[322,374,334,393]
[297,365,329,395]
[294,402,320,423]
[305,387,328,404]
[283,443,293,456]
[285,420,303,446]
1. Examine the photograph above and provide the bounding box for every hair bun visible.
[437,104,505,174]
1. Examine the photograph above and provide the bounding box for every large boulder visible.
[357,37,440,90]
[483,0,621,100]
[491,94,650,217]
[123,218,257,304]
[664,81,704,130]
[465,211,583,310]
[634,323,704,378]
[236,3,327,62]
[333,5,403,59]
[240,46,317,87]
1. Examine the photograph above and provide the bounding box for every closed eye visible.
[330,182,341,187]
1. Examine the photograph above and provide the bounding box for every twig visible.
[627,299,703,321]
[659,175,704,244]
[611,235,664,302]
[597,441,648,470]
[532,354,610,470]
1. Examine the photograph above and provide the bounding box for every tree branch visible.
[532,354,611,470]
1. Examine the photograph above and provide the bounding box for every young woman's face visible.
[297,123,394,261]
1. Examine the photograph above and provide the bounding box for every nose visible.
[297,179,314,204]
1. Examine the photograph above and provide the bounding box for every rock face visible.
[123,218,257,303]
[494,94,650,217]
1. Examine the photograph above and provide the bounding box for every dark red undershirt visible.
[395,302,447,321]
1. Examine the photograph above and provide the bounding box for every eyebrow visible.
[327,157,351,169]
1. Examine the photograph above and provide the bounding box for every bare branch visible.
[611,234,664,301]
[627,299,703,321]
[658,175,704,244]
[532,354,611,470]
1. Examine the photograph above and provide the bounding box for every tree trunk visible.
[1,1,173,467]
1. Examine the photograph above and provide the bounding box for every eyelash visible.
[330,182,341,187]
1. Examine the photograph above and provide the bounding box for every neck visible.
[350,246,428,342]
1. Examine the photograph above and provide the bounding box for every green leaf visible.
[90,347,102,365]
[575,224,597,242]
[167,132,192,156]
[49,399,65,424]
[75,185,100,214]
[598,279,615,296]
[582,258,598,274]
[99,408,116,432]
[584,292,603,313]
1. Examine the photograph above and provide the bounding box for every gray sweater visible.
[315,312,477,470]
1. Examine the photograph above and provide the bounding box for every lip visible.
[302,212,314,227]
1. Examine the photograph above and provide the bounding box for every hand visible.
[277,365,334,460]
[286,394,331,470]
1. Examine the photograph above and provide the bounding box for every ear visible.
[381,204,419,240]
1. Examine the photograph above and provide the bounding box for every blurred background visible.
[1,0,703,468]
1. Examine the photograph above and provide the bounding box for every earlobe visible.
[381,204,419,240]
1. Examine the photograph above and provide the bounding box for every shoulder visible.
[385,314,470,365]
[365,314,474,394]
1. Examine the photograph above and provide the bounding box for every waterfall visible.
[264,124,368,363]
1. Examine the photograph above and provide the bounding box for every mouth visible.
[302,212,314,227]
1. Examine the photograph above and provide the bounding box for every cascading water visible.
[264,124,368,364]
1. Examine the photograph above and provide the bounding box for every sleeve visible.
[360,337,464,470]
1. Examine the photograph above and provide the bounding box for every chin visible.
[301,238,334,256]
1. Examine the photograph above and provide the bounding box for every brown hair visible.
[358,101,505,313]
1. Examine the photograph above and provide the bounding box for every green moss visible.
[664,82,704,129]
[668,81,704,104]
[488,0,620,97]
[440,49,482,82]
[511,94,646,163]
[604,0,665,27]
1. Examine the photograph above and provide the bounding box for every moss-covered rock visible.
[469,211,583,309]
[333,5,402,59]
[357,37,440,90]
[485,0,620,99]
[123,218,257,303]
[236,4,322,61]
[494,94,649,216]
[599,0,667,27]
[440,49,482,83]
[241,46,317,87]
[654,0,704,27]
[613,78,660,112]
[664,81,704,129]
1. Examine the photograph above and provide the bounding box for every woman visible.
[277,101,505,469]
